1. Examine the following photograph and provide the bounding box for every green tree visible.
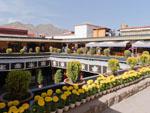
[5,70,31,100]
[66,61,81,83]
[108,58,120,75]
[54,69,62,84]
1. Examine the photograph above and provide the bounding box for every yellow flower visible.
[47,89,53,96]
[13,100,20,106]
[72,89,78,95]
[67,86,73,90]
[61,94,67,100]
[45,97,52,102]
[38,98,45,107]
[87,80,94,85]
[18,106,24,113]
[55,89,62,94]
[73,84,79,89]
[53,96,59,103]
[62,86,68,90]
[64,91,71,96]
[9,106,18,112]
[41,92,47,97]
[34,95,41,101]
[22,103,29,110]
[0,102,6,109]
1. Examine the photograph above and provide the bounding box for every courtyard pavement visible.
[102,86,150,113]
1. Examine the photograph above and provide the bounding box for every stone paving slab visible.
[65,77,150,113]
[102,86,150,113]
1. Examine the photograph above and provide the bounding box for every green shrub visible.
[52,48,56,53]
[124,50,131,58]
[139,54,150,66]
[66,61,81,83]
[87,47,96,55]
[126,57,138,69]
[142,51,149,55]
[66,48,72,54]
[54,69,62,84]
[37,69,43,85]
[83,47,88,54]
[77,48,83,54]
[35,46,40,54]
[57,49,61,53]
[6,48,12,54]
[20,49,25,54]
[104,48,110,56]
[5,70,31,100]
[29,48,33,53]
[108,59,120,74]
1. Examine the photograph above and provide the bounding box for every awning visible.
[86,41,129,47]
[85,42,100,47]
[132,41,150,48]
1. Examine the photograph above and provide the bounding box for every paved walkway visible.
[102,86,150,113]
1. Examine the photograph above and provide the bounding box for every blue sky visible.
[0,0,150,30]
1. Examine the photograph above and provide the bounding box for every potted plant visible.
[37,69,43,88]
[57,49,61,53]
[83,47,88,55]
[6,48,12,54]
[35,46,40,54]
[126,57,138,69]
[124,50,131,58]
[29,48,33,53]
[108,58,120,75]
[142,51,149,55]
[54,69,62,84]
[20,48,25,54]
[66,48,72,54]
[104,48,110,56]
[3,70,32,102]
[57,94,67,113]
[139,54,150,66]
[64,61,85,85]
[77,48,83,54]
[87,47,96,55]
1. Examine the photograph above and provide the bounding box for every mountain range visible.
[2,22,68,36]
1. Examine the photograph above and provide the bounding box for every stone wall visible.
[65,76,150,113]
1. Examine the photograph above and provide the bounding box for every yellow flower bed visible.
[1,66,150,113]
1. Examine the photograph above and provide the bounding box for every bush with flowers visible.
[1,66,150,113]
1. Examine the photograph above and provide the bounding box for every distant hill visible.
[2,22,68,36]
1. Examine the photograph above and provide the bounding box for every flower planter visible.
[90,95,95,100]
[102,91,107,95]
[76,101,81,106]
[0,90,33,103]
[81,99,86,104]
[38,84,43,88]
[106,89,111,93]
[70,103,75,108]
[63,106,69,112]
[57,108,63,113]
[95,93,99,98]
[50,111,56,113]
[64,78,85,86]
[98,92,103,96]
[86,97,90,101]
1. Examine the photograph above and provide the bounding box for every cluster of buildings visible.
[0,23,149,53]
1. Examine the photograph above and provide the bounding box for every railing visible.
[0,53,128,73]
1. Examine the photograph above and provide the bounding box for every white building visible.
[46,23,106,39]
[119,24,150,36]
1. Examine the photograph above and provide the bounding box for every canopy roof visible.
[86,41,129,47]
[132,41,150,48]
